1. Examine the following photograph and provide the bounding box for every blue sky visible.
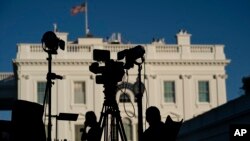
[0,0,250,109]
[0,111,11,120]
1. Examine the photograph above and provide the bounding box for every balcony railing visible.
[67,45,91,52]
[30,45,44,52]
[156,45,179,53]
[17,43,224,60]
[190,45,214,53]
[0,73,14,81]
[103,44,135,52]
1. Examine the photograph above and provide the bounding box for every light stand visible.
[51,113,78,141]
[134,58,145,141]
[43,52,63,141]
[117,45,145,141]
[41,31,65,141]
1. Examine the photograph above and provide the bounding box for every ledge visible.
[146,60,230,66]
[13,59,230,67]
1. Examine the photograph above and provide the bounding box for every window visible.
[37,82,46,104]
[119,93,131,103]
[75,124,84,141]
[164,81,175,103]
[74,81,86,104]
[198,81,210,102]
[123,118,133,141]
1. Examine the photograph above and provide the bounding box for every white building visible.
[0,73,16,110]
[13,30,230,141]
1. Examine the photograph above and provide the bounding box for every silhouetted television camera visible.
[41,31,65,54]
[89,45,145,85]
[89,50,124,85]
[118,45,145,69]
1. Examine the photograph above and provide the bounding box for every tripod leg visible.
[98,100,128,141]
[117,115,127,141]
[104,110,109,141]
[112,104,127,141]
[98,104,110,141]
[98,104,105,141]
[111,115,117,141]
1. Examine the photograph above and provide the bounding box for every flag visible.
[71,3,86,15]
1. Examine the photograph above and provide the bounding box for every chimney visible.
[176,29,191,45]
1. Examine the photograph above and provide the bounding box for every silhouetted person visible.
[80,111,101,141]
[165,115,183,141]
[10,100,46,141]
[242,76,250,95]
[142,106,168,141]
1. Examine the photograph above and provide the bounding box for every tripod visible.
[98,85,127,141]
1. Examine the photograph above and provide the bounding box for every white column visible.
[147,74,158,107]
[215,74,227,105]
[19,73,30,101]
[181,74,193,120]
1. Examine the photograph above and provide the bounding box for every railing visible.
[67,45,91,52]
[24,44,216,54]
[190,45,214,53]
[103,44,136,52]
[156,45,179,53]
[30,45,44,52]
[0,73,14,80]
[17,43,222,60]
[28,44,92,53]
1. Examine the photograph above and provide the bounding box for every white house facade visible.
[13,30,230,141]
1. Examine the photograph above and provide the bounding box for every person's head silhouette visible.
[146,106,161,126]
[81,111,100,141]
[85,111,97,127]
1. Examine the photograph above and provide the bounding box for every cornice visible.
[13,59,93,66]
[13,59,230,67]
[145,60,230,66]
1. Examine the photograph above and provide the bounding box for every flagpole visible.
[85,0,89,36]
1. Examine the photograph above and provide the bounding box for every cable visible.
[143,60,149,130]
[119,70,136,118]
[43,96,48,131]
[144,60,149,110]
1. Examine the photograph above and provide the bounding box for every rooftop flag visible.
[71,3,86,15]
[71,1,90,36]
